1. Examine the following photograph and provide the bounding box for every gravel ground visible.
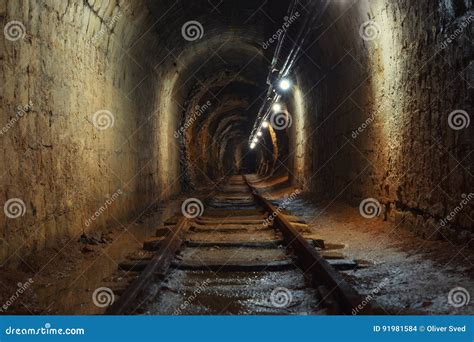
[274,191,474,315]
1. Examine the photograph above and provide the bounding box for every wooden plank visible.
[118,260,150,272]
[326,259,358,270]
[171,259,296,272]
[185,240,284,248]
[143,236,165,251]
[189,225,273,233]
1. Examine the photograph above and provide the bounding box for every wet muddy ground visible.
[1,178,472,315]
[278,193,474,315]
[135,176,328,315]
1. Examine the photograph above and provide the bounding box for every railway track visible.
[104,175,371,315]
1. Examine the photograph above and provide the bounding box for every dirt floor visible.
[1,187,472,315]
[0,202,178,314]
[278,192,474,315]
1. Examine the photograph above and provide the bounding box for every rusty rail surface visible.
[106,178,228,315]
[106,175,370,315]
[242,175,370,315]
[106,216,190,314]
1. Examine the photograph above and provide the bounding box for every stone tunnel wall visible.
[292,0,473,244]
[0,0,180,264]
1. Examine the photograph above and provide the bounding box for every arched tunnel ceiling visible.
[145,0,291,47]
[1,0,472,305]
[142,0,295,188]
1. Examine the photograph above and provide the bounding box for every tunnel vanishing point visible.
[0,0,473,315]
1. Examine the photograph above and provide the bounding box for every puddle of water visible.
[144,269,324,315]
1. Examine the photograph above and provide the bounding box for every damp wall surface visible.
[0,0,181,264]
[290,0,473,243]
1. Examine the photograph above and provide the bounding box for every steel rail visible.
[242,175,371,315]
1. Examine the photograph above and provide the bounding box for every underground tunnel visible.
[0,0,473,316]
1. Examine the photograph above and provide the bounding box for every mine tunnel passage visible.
[0,0,473,314]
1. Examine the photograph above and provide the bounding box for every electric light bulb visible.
[279,78,291,91]
[272,103,282,112]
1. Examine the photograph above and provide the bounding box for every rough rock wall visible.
[0,0,178,264]
[293,0,473,243]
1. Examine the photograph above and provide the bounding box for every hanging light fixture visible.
[278,78,291,91]
[272,103,282,112]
